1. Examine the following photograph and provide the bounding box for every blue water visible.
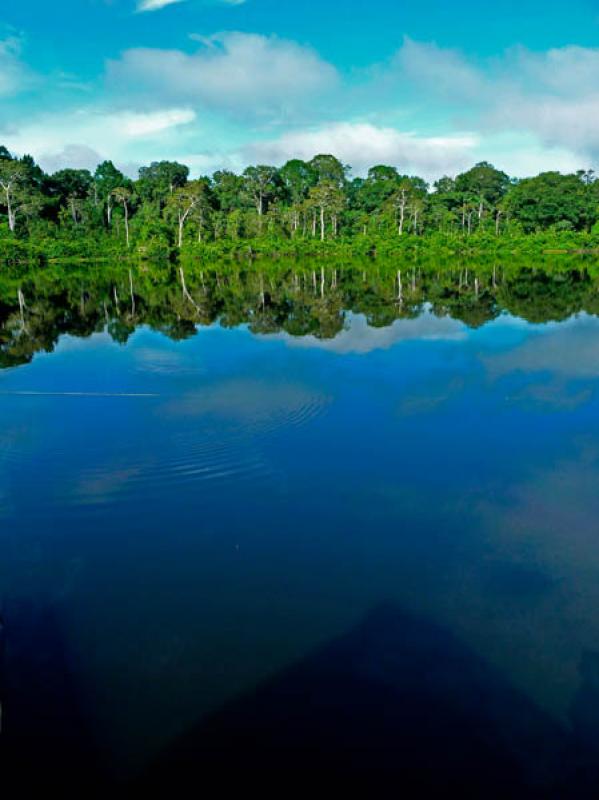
[4,282,599,793]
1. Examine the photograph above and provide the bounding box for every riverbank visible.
[4,230,599,270]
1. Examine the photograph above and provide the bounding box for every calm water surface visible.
[3,264,599,793]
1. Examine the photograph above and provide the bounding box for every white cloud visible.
[391,38,486,103]
[137,0,246,9]
[0,36,34,97]
[393,38,599,165]
[4,30,599,179]
[40,144,106,173]
[107,32,339,119]
[0,107,196,173]
[243,122,479,179]
[137,0,184,11]
[119,107,196,136]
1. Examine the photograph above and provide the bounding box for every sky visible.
[2,0,599,180]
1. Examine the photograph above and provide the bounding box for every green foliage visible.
[2,144,599,265]
[504,172,595,232]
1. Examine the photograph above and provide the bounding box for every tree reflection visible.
[1,261,598,368]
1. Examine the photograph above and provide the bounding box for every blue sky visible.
[2,0,599,179]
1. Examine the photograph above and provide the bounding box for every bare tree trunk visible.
[178,214,184,248]
[179,267,200,313]
[3,185,16,232]
[18,287,26,329]
[124,202,130,248]
[320,206,325,241]
[413,210,420,234]
[8,201,15,232]
[129,269,135,316]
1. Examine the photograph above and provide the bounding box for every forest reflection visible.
[1,259,597,369]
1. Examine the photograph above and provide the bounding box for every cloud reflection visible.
[269,311,467,355]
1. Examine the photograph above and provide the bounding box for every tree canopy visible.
[1,145,599,260]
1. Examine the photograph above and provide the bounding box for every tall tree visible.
[166,179,213,247]
[358,165,400,213]
[49,168,93,223]
[309,181,345,240]
[112,187,133,247]
[137,161,189,208]
[242,165,281,217]
[455,162,510,222]
[309,155,349,188]
[212,170,245,213]
[94,161,128,226]
[279,159,317,203]
[0,160,26,232]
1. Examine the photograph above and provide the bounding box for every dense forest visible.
[2,144,599,264]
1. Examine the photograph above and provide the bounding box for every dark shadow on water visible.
[0,600,107,794]
[134,604,598,798]
[3,601,599,797]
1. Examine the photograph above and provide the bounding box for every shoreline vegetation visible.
[3,147,599,266]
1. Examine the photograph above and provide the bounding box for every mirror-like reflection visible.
[3,259,599,795]
[2,259,599,368]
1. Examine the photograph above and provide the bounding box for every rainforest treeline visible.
[2,144,599,263]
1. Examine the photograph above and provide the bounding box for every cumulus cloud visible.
[107,32,339,119]
[40,144,106,173]
[5,29,599,179]
[243,122,478,179]
[0,107,196,173]
[393,38,599,164]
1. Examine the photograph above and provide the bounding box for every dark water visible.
[3,263,599,794]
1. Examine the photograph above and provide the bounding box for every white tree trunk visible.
[398,200,406,235]
[124,202,130,248]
